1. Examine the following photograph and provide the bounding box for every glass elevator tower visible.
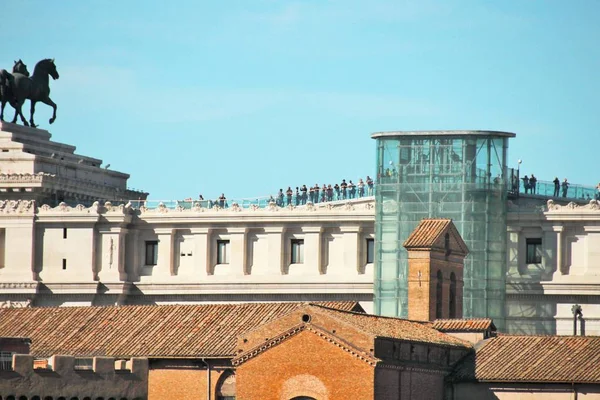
[372,130,515,329]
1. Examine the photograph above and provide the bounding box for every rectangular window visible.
[62,258,67,270]
[291,239,304,264]
[217,240,230,264]
[0,352,13,370]
[145,241,158,266]
[63,227,67,239]
[366,238,375,264]
[526,238,542,264]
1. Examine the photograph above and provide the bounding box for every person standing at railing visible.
[348,180,356,199]
[522,175,530,194]
[334,183,340,200]
[301,184,308,205]
[286,187,293,206]
[530,174,537,194]
[341,179,348,199]
[327,184,333,201]
[596,183,600,200]
[311,184,318,204]
[562,178,569,197]
[295,187,300,205]
[321,184,327,202]
[358,178,365,198]
[553,177,560,197]
[277,189,284,207]
[366,176,374,196]
[219,193,227,208]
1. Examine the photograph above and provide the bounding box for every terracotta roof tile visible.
[0,302,361,358]
[403,218,452,249]
[432,318,495,332]
[311,305,471,348]
[452,335,600,383]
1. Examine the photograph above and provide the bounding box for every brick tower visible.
[404,218,469,321]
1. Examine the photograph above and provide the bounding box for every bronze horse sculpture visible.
[1,59,59,128]
[0,59,30,123]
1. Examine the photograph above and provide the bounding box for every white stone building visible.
[1,123,600,335]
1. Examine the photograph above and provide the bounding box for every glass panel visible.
[145,241,158,265]
[291,240,304,264]
[374,133,510,329]
[366,239,375,264]
[217,240,230,264]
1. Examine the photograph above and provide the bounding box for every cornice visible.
[232,323,378,367]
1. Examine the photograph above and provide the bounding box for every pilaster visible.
[155,228,175,277]
[228,227,248,276]
[302,226,323,274]
[265,226,286,275]
[191,227,212,277]
[340,225,361,275]
[506,225,522,278]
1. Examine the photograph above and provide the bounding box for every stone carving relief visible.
[0,199,35,214]
[0,299,32,308]
[344,202,355,211]
[547,199,600,212]
[230,202,242,212]
[267,201,279,212]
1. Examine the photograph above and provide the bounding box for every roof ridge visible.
[308,303,432,324]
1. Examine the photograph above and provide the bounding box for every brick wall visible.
[237,329,374,400]
[148,364,229,400]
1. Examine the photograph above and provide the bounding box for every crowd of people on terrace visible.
[517,173,600,200]
[274,176,375,206]
[187,176,375,209]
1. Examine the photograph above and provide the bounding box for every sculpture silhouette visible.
[0,60,30,123]
[8,58,59,128]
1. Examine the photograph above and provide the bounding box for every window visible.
[0,351,13,370]
[366,238,375,264]
[63,227,68,239]
[449,272,457,318]
[145,241,158,265]
[445,233,451,258]
[217,240,230,264]
[435,270,443,319]
[216,370,236,400]
[291,239,304,264]
[526,238,542,264]
[62,258,67,270]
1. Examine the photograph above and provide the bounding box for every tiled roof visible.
[452,335,600,383]
[403,218,452,249]
[432,319,495,332]
[403,218,468,255]
[311,305,471,348]
[0,302,361,358]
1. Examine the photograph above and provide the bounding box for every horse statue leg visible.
[11,99,29,126]
[29,100,37,128]
[0,99,5,122]
[40,97,57,124]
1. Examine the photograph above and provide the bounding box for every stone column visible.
[552,226,564,280]
[302,226,323,274]
[191,227,212,276]
[265,226,286,275]
[506,225,522,278]
[228,227,248,276]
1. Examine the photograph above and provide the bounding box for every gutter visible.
[200,358,211,400]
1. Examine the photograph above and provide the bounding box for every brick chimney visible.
[403,219,469,322]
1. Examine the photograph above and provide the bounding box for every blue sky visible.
[2,1,599,200]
